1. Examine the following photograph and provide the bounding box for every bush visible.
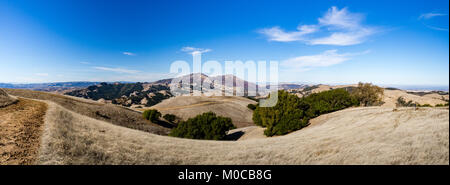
[169,112,235,140]
[163,114,177,123]
[350,82,384,106]
[253,89,358,136]
[396,97,416,107]
[247,104,256,110]
[418,103,432,107]
[143,109,161,122]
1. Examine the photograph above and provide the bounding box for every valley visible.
[1,81,448,164]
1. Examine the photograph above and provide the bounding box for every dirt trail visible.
[0,98,47,164]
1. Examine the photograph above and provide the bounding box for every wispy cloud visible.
[93,66,140,74]
[181,47,212,55]
[310,28,375,46]
[281,49,370,71]
[258,25,318,42]
[418,12,448,31]
[122,52,136,56]
[259,6,377,46]
[80,61,90,65]
[425,25,449,31]
[35,73,49,76]
[418,13,447,20]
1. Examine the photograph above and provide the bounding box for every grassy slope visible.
[0,89,18,107]
[383,89,448,107]
[39,101,449,164]
[0,98,47,164]
[148,96,256,128]
[4,89,170,135]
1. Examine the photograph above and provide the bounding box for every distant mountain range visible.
[63,74,267,107]
[65,82,172,107]
[0,82,101,92]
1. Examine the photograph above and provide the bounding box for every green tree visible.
[350,82,384,106]
[143,109,161,122]
[169,112,235,140]
[253,91,309,136]
[163,114,177,123]
[253,89,358,136]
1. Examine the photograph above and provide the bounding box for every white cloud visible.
[122,52,136,56]
[181,47,211,55]
[310,28,374,46]
[259,6,377,46]
[93,66,140,74]
[80,61,90,64]
[281,49,370,70]
[318,7,363,30]
[419,13,447,20]
[35,73,49,76]
[258,25,318,42]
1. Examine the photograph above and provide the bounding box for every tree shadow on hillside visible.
[153,120,176,129]
[223,131,245,141]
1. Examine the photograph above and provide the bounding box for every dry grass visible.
[0,98,47,164]
[382,89,448,108]
[0,89,18,108]
[38,101,449,164]
[4,88,170,135]
[146,96,256,128]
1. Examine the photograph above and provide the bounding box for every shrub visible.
[350,82,384,106]
[253,89,358,136]
[169,112,235,140]
[247,104,256,110]
[163,114,177,123]
[418,103,432,107]
[396,97,416,107]
[143,109,161,122]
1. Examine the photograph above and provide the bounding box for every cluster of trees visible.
[252,83,384,136]
[143,109,179,123]
[253,89,359,136]
[143,109,235,140]
[169,112,235,140]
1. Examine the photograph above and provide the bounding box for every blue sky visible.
[0,0,448,87]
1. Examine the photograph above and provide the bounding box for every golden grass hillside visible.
[38,100,449,164]
[146,96,256,128]
[4,88,170,135]
[0,89,17,108]
[382,89,448,107]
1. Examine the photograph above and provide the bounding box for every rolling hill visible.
[4,88,171,135]
[38,100,449,164]
[146,95,256,128]
[1,87,448,165]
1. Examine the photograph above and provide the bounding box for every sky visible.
[0,0,448,87]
